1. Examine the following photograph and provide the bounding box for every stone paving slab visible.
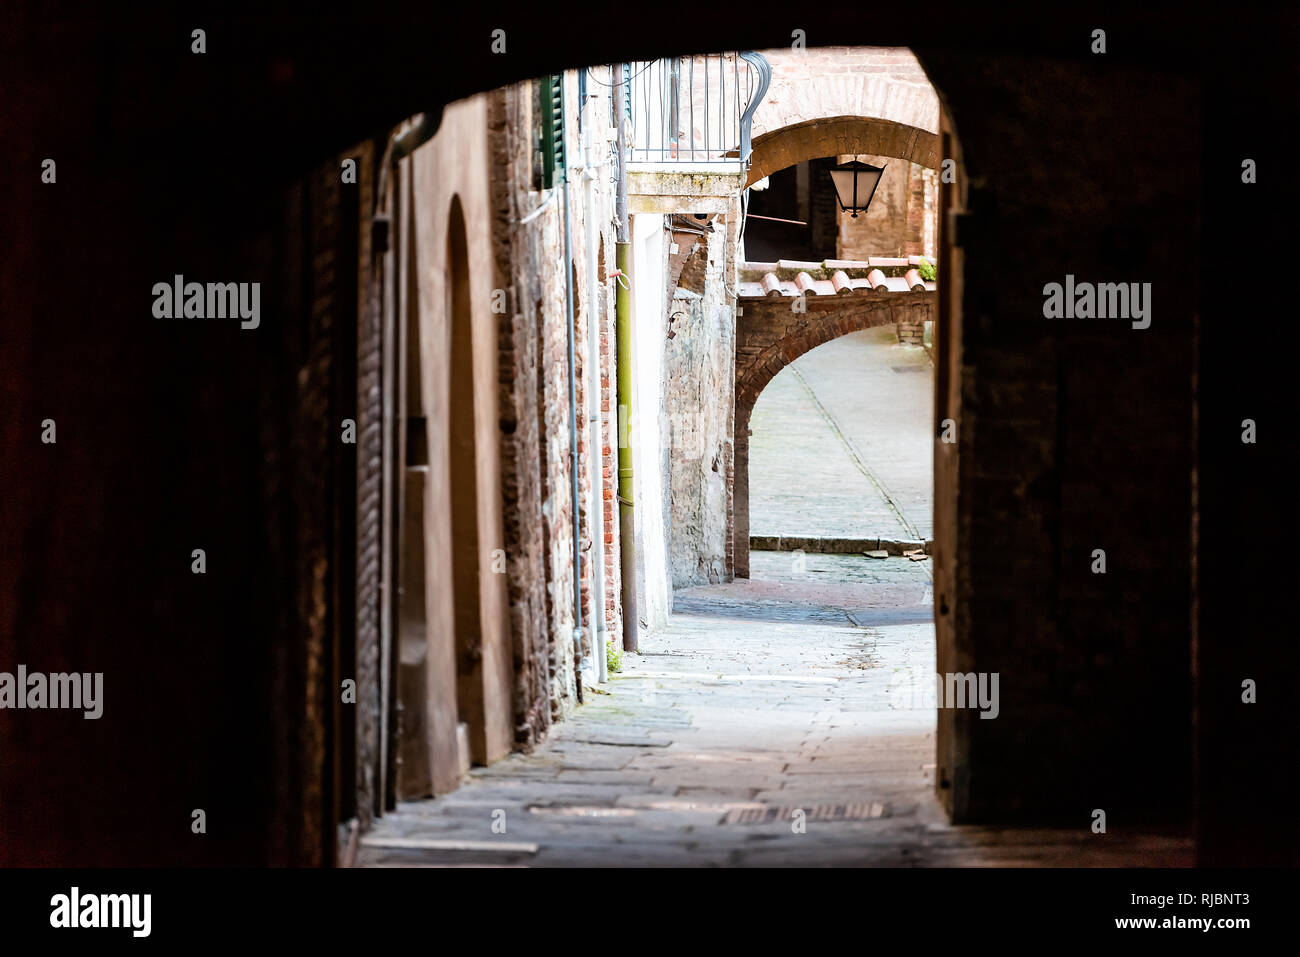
[358,558,1191,867]
[749,327,933,541]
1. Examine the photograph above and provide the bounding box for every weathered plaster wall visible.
[630,212,672,631]
[665,223,734,587]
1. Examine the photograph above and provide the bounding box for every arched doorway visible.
[746,326,932,551]
[446,197,489,767]
[388,102,517,809]
[394,194,502,797]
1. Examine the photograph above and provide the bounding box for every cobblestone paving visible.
[673,550,934,628]
[750,327,934,541]
[358,554,1191,867]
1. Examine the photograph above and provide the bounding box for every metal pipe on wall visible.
[581,74,609,683]
[613,64,639,653]
[559,73,586,700]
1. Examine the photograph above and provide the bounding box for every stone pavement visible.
[357,553,1191,867]
[749,327,934,541]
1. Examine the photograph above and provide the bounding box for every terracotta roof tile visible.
[738,259,937,298]
[779,259,824,272]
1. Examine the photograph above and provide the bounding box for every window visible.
[539,73,565,190]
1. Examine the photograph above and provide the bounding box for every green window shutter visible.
[622,63,632,123]
[540,73,565,190]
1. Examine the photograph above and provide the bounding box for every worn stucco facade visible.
[665,221,734,588]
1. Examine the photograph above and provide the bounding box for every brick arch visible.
[735,297,905,411]
[746,46,940,186]
[753,47,939,135]
[746,116,940,187]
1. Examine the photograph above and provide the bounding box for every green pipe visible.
[613,67,638,654]
[615,244,637,654]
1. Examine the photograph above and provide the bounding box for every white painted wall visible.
[629,212,671,633]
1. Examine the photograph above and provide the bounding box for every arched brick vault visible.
[735,292,934,411]
[746,46,941,186]
[747,116,939,186]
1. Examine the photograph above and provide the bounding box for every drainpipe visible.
[560,74,586,701]
[581,76,609,683]
[376,111,443,219]
[613,65,639,654]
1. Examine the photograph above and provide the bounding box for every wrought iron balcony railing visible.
[624,52,771,166]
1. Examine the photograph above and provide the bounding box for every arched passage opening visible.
[365,45,985,862]
[732,275,937,577]
[746,115,940,188]
[746,326,932,554]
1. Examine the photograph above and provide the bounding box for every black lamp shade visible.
[829,160,886,218]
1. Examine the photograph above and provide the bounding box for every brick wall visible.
[487,73,622,722]
[570,68,623,666]
[748,46,941,185]
[837,154,935,261]
[1,110,377,863]
[921,52,1198,824]
[597,240,623,642]
[895,302,927,345]
[352,140,383,830]
[752,46,939,143]
[489,86,557,746]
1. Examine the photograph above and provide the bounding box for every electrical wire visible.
[514,190,557,225]
[583,61,654,87]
